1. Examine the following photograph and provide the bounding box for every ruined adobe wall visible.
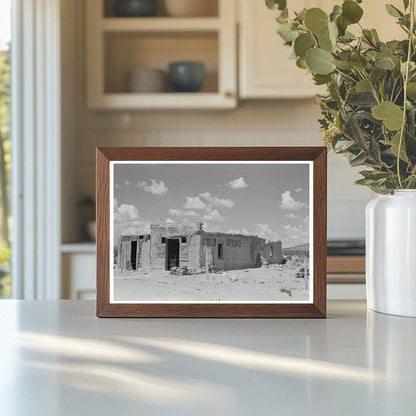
[184,233,201,269]
[140,239,151,268]
[118,235,138,271]
[263,241,284,264]
[149,222,204,270]
[200,233,262,271]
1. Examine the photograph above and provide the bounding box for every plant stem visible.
[334,68,357,83]
[397,0,415,188]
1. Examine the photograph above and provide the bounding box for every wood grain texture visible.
[96,147,327,318]
[327,256,365,274]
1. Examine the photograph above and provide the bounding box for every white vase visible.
[366,190,416,317]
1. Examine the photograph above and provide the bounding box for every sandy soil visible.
[113,258,310,302]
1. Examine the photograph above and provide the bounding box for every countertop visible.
[0,300,415,415]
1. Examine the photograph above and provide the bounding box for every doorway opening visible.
[130,240,137,270]
[166,238,179,270]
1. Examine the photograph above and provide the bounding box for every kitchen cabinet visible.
[239,0,325,99]
[86,0,237,109]
[238,0,404,99]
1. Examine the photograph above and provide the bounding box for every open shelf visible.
[104,31,219,94]
[61,242,96,254]
[103,0,219,18]
[86,0,236,109]
[101,17,221,32]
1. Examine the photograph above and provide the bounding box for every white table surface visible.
[0,300,415,416]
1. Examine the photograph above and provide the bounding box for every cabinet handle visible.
[225,91,234,98]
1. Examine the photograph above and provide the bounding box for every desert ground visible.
[113,257,310,302]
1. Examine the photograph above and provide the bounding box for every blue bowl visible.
[114,0,158,17]
[169,62,205,93]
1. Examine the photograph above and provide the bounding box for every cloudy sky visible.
[113,162,310,248]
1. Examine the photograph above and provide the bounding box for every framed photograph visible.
[96,147,327,318]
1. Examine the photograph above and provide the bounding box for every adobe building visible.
[117,222,284,273]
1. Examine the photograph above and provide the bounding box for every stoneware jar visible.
[114,0,158,17]
[366,190,416,317]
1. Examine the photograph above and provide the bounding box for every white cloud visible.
[227,228,249,235]
[203,209,224,222]
[165,218,175,223]
[199,192,235,208]
[169,208,197,217]
[184,196,207,210]
[137,179,168,196]
[124,180,131,186]
[295,188,303,192]
[114,203,139,224]
[285,213,299,220]
[279,191,306,211]
[255,223,280,242]
[282,224,309,246]
[227,177,248,190]
[113,202,150,245]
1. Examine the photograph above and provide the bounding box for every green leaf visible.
[375,56,395,70]
[382,132,409,162]
[334,139,355,152]
[318,31,333,52]
[356,79,372,92]
[350,152,368,167]
[369,136,381,162]
[342,0,363,24]
[295,8,307,22]
[407,82,416,99]
[277,23,299,42]
[385,4,403,18]
[266,0,287,11]
[296,57,307,69]
[333,59,353,70]
[294,33,315,57]
[360,170,391,180]
[371,29,380,42]
[355,178,376,185]
[372,101,404,130]
[350,53,368,69]
[340,31,356,42]
[403,0,410,9]
[306,48,335,75]
[304,8,329,35]
[313,74,332,85]
[330,5,343,22]
[336,15,348,36]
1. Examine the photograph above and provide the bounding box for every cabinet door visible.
[239,0,321,99]
[239,0,403,99]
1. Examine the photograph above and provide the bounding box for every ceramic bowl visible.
[127,68,167,93]
[168,62,205,93]
[114,0,158,17]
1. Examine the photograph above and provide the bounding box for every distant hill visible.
[283,243,309,256]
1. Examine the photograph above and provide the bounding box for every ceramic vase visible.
[366,190,416,317]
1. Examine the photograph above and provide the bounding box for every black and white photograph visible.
[110,161,313,303]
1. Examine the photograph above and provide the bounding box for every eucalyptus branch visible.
[397,0,415,188]
[267,0,416,193]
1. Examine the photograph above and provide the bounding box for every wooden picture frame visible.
[97,147,327,318]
